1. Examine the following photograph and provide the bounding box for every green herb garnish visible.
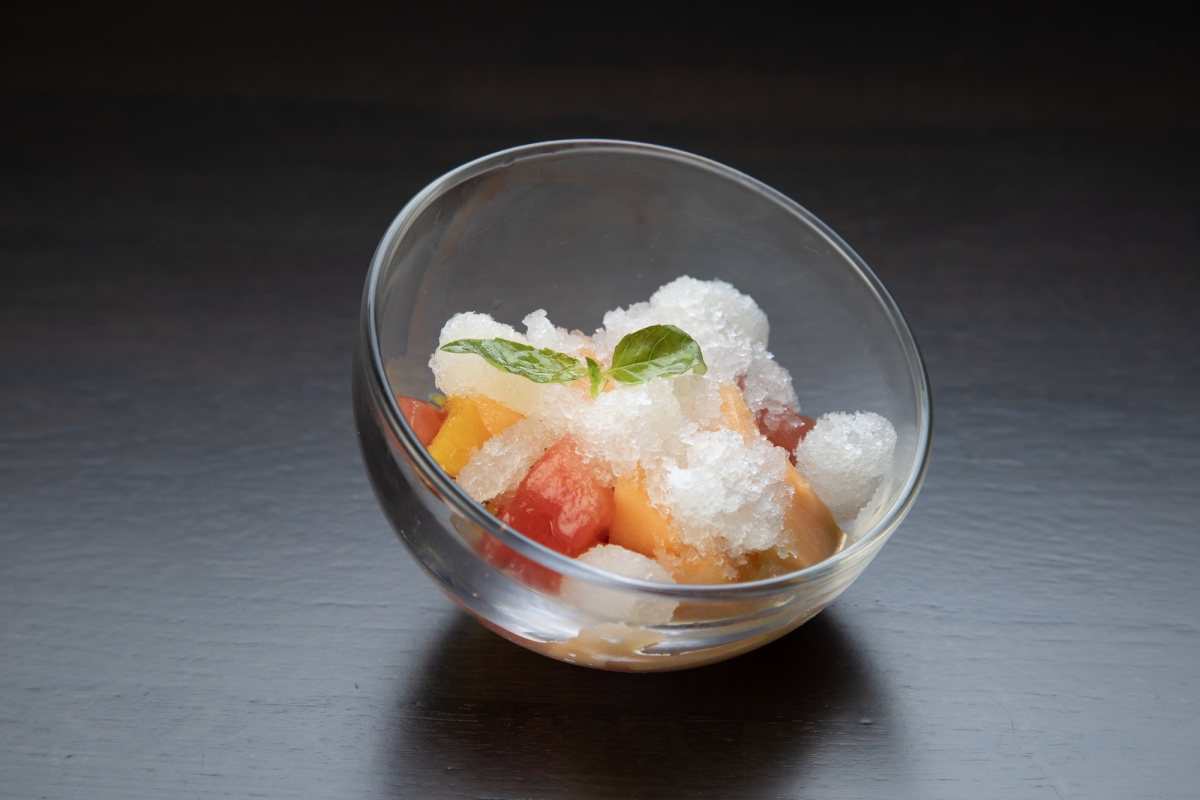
[439,338,589,384]
[441,324,707,399]
[603,324,707,393]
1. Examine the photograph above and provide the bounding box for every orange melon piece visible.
[717,383,843,579]
[740,465,843,580]
[779,464,843,567]
[609,476,672,560]
[609,475,734,585]
[673,550,737,585]
[718,382,760,438]
[426,397,492,477]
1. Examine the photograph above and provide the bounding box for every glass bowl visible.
[352,140,931,671]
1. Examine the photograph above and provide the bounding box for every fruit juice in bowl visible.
[352,140,931,671]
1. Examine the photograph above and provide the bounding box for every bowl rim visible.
[363,138,932,602]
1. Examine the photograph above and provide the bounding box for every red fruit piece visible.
[477,535,563,593]
[496,437,615,557]
[756,406,816,463]
[396,396,447,446]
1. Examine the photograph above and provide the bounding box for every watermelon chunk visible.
[756,406,815,462]
[477,535,563,593]
[496,436,615,557]
[396,395,447,447]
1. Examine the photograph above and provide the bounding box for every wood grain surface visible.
[2,85,1198,798]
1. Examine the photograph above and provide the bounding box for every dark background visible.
[3,3,1198,798]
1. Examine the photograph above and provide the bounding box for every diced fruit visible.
[718,382,760,438]
[779,463,843,567]
[427,396,493,477]
[725,383,815,461]
[740,465,843,580]
[610,474,734,584]
[474,395,524,436]
[718,383,842,578]
[496,437,615,557]
[609,476,671,560]
[674,551,736,584]
[756,407,815,462]
[425,395,525,476]
[396,395,447,446]
[477,534,562,593]
[739,547,791,580]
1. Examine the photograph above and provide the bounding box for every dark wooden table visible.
[2,89,1197,798]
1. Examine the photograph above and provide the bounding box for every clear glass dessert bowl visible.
[352,140,931,671]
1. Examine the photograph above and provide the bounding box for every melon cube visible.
[609,474,734,584]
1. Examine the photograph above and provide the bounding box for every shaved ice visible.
[416,276,896,594]
[560,544,679,625]
[794,412,897,527]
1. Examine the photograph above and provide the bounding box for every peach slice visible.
[609,474,735,585]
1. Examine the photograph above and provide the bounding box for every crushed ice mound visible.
[425,277,900,584]
[741,344,800,415]
[671,372,725,429]
[595,277,772,387]
[457,417,558,503]
[429,312,545,415]
[523,310,594,359]
[560,544,678,625]
[569,378,687,483]
[795,411,897,527]
[658,428,794,557]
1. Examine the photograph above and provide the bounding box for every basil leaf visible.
[586,356,605,398]
[606,324,707,386]
[440,338,589,384]
[439,325,707,396]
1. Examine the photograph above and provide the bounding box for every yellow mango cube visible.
[426,397,492,478]
[426,395,524,477]
[474,395,524,436]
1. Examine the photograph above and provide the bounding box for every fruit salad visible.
[397,277,896,591]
